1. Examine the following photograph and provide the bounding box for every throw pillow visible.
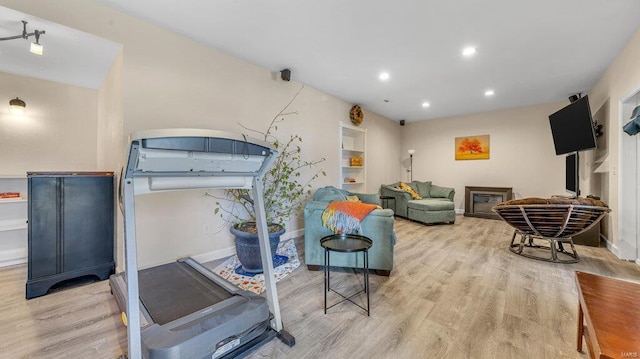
[429,184,452,199]
[414,181,432,198]
[396,181,422,200]
[346,195,362,203]
[312,186,348,202]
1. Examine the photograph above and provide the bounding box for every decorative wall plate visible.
[350,105,363,126]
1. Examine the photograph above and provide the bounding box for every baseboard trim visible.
[0,248,27,268]
[192,247,236,264]
[192,228,304,264]
[455,209,464,215]
[603,235,619,257]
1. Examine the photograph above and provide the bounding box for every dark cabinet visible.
[26,172,115,299]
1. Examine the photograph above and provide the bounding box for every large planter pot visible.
[230,222,285,274]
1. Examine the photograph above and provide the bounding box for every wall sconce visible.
[0,21,46,56]
[407,149,415,181]
[9,97,26,115]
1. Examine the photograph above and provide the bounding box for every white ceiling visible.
[0,6,120,89]
[3,1,640,122]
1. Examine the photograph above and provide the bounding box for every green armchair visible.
[304,186,396,276]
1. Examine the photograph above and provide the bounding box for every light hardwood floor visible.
[1,215,639,358]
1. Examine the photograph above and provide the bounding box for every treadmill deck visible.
[138,261,233,325]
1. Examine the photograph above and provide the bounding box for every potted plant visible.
[210,86,325,273]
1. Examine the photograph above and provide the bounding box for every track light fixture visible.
[0,20,46,55]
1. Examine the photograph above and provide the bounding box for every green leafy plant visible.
[208,86,326,232]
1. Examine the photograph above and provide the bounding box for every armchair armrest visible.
[349,191,381,205]
[380,185,411,199]
[380,184,412,217]
[429,184,455,201]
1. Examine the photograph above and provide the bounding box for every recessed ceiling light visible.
[462,46,477,57]
[485,89,495,96]
[422,102,430,108]
[379,72,390,81]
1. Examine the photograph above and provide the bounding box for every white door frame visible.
[618,87,640,263]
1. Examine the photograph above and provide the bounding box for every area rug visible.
[212,239,300,294]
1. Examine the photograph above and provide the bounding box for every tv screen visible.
[549,95,597,155]
[566,152,578,197]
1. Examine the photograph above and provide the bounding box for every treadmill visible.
[110,128,295,359]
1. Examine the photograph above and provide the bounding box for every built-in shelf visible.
[0,176,28,267]
[0,219,28,231]
[0,198,27,204]
[339,122,366,192]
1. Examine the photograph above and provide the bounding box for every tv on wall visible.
[549,96,597,155]
[566,152,579,197]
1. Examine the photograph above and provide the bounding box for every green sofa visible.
[380,181,456,224]
[304,186,396,276]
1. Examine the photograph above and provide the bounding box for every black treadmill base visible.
[277,329,296,347]
[219,329,276,359]
[118,329,282,359]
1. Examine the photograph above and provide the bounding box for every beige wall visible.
[364,109,404,191]
[0,72,99,174]
[1,0,401,268]
[96,50,124,172]
[402,102,567,210]
[588,28,640,252]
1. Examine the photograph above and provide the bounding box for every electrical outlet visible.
[203,224,210,234]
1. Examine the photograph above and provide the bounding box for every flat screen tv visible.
[549,95,597,155]
[566,152,579,197]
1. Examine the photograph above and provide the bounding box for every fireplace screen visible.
[464,186,513,219]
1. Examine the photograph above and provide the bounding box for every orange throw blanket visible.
[321,201,378,234]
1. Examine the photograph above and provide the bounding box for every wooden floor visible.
[1,215,639,358]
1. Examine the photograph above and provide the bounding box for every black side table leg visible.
[324,248,328,314]
[365,249,370,316]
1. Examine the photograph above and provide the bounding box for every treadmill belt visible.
[138,261,233,325]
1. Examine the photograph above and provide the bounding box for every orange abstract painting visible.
[455,135,490,160]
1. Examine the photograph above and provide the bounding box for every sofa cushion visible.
[312,186,348,202]
[408,199,455,211]
[430,184,453,199]
[413,181,432,198]
[396,181,422,199]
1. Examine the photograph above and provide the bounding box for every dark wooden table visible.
[575,271,640,358]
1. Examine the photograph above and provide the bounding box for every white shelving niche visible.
[339,121,367,192]
[0,175,28,267]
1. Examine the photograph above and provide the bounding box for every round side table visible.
[320,233,372,316]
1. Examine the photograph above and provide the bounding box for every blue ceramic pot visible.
[230,222,285,273]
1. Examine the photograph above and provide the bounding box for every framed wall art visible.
[455,135,490,160]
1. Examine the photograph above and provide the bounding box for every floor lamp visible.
[408,149,415,181]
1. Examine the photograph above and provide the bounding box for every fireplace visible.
[464,186,513,219]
